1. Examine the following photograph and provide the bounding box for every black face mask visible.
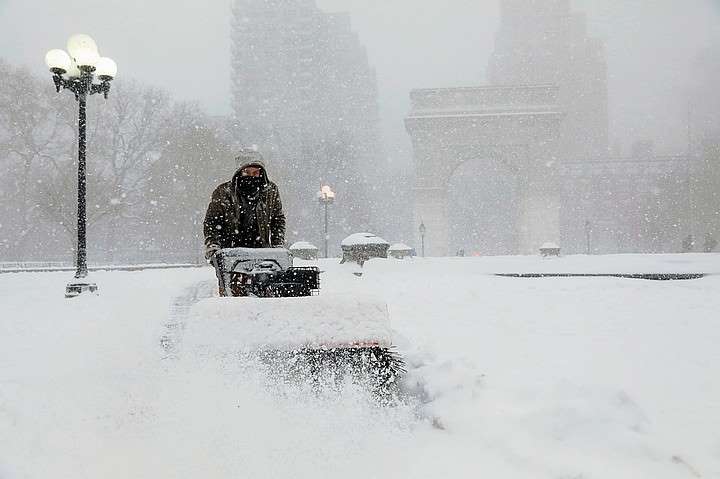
[236,175,265,196]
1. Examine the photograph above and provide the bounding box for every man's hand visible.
[205,244,221,262]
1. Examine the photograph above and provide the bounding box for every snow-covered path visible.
[1,254,719,478]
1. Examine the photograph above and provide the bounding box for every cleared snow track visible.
[161,278,217,359]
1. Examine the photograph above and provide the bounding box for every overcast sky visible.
[1,0,719,163]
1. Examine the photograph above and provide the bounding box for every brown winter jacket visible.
[203,161,286,256]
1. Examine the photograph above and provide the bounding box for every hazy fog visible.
[1,0,718,163]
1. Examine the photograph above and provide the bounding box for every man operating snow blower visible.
[197,148,403,393]
[204,148,286,296]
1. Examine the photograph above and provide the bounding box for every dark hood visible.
[232,159,269,191]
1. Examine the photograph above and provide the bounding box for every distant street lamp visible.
[584,219,592,254]
[317,185,335,258]
[45,34,117,298]
[419,220,426,257]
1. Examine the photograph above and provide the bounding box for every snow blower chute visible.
[185,247,404,391]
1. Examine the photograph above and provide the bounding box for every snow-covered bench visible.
[539,242,561,257]
[340,233,389,266]
[388,243,414,259]
[289,241,319,260]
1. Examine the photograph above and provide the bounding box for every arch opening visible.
[447,157,520,256]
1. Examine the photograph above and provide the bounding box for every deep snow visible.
[187,293,393,350]
[1,254,719,478]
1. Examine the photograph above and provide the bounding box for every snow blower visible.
[185,247,404,392]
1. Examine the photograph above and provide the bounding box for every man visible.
[203,149,286,262]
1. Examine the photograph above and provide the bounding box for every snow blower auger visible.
[185,247,404,393]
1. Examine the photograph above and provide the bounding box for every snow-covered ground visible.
[1,254,719,478]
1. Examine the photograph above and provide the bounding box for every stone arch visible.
[405,85,563,256]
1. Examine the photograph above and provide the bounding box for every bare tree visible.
[144,103,232,262]
[0,59,74,259]
[86,80,172,260]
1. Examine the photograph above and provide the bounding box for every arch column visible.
[516,159,561,254]
[517,183,560,254]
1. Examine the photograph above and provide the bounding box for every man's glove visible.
[205,244,221,262]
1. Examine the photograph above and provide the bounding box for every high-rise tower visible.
[488,0,609,252]
[230,0,383,246]
[488,0,608,161]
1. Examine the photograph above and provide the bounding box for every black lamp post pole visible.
[46,38,116,298]
[318,187,334,259]
[584,219,591,255]
[419,221,426,258]
[324,201,329,258]
[76,85,89,278]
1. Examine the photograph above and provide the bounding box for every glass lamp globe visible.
[45,49,72,74]
[321,185,335,200]
[95,57,117,79]
[74,47,100,71]
[67,34,98,59]
[65,59,82,78]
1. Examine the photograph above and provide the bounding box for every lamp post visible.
[419,220,426,258]
[584,219,591,255]
[45,34,117,298]
[317,185,335,258]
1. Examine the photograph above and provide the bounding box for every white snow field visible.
[1,254,719,478]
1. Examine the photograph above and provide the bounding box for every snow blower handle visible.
[210,250,232,297]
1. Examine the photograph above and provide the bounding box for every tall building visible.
[230,0,383,248]
[488,0,608,162]
[231,0,323,137]
[487,0,698,253]
[488,0,609,253]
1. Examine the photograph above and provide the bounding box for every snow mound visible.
[185,293,392,352]
[388,242,413,252]
[289,241,318,251]
[341,232,389,246]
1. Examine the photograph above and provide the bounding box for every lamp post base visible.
[65,281,98,298]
